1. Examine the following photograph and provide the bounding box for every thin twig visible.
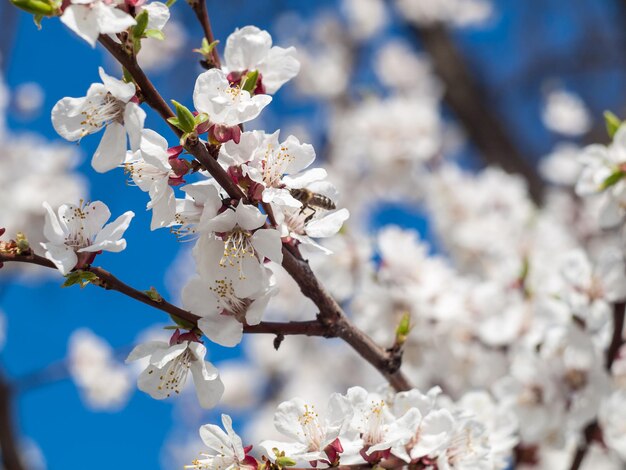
[188,0,221,68]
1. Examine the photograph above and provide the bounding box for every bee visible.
[290,188,336,222]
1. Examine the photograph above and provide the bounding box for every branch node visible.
[273,333,285,350]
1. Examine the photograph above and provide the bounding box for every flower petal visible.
[99,67,136,102]
[92,122,127,173]
[251,229,283,263]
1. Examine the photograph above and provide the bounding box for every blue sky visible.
[2,1,626,468]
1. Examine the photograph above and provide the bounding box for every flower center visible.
[209,279,252,321]
[154,348,192,397]
[363,400,387,446]
[298,404,323,451]
[219,229,256,279]
[262,144,294,188]
[79,92,124,138]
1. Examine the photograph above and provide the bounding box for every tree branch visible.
[95,31,412,391]
[188,0,221,68]
[0,249,409,389]
[0,369,25,470]
[0,251,332,338]
[567,301,625,470]
[408,23,545,204]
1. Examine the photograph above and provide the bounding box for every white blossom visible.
[223,26,300,94]
[193,68,271,127]
[52,67,145,173]
[60,0,136,47]
[40,200,134,275]
[126,332,224,409]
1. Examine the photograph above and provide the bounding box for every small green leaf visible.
[600,170,625,190]
[33,14,44,29]
[275,456,297,467]
[165,0,177,7]
[171,100,196,134]
[167,117,181,128]
[194,112,209,125]
[144,29,165,40]
[122,67,134,84]
[132,10,149,38]
[15,232,29,254]
[395,312,411,345]
[193,38,219,55]
[62,270,99,289]
[169,314,195,330]
[144,286,163,302]
[11,0,56,16]
[605,111,622,139]
[241,70,259,93]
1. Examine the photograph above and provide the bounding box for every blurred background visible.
[1,0,626,468]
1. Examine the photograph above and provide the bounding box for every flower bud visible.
[208,124,241,145]
[15,232,29,254]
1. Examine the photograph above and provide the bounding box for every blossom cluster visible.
[187,385,517,469]
[40,19,349,409]
[6,1,626,469]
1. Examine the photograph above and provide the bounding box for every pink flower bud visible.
[209,124,241,144]
[167,145,184,159]
[323,438,343,466]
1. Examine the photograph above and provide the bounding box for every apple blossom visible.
[52,67,145,173]
[60,0,136,47]
[182,274,276,347]
[40,200,134,275]
[187,414,257,470]
[193,68,272,128]
[194,202,282,289]
[223,25,300,94]
[260,394,353,465]
[125,330,224,409]
[124,129,188,230]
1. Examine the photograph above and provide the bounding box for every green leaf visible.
[395,312,411,345]
[11,0,56,15]
[122,67,134,84]
[194,112,209,125]
[62,270,99,289]
[605,111,622,139]
[169,314,195,330]
[165,0,177,7]
[167,117,181,128]
[33,14,44,29]
[144,286,163,303]
[275,456,297,468]
[132,9,149,38]
[193,39,219,58]
[144,29,165,40]
[600,170,625,190]
[171,100,196,134]
[241,70,259,93]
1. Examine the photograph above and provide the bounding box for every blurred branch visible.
[407,23,545,203]
[0,5,18,73]
[567,301,625,470]
[0,368,24,470]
